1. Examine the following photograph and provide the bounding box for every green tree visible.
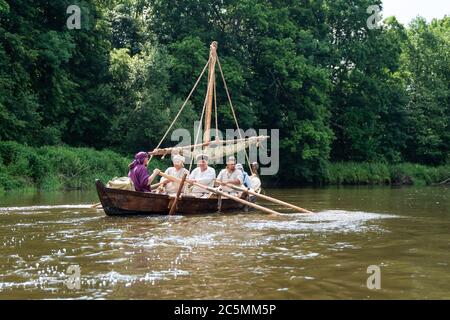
[108,45,197,153]
[325,0,409,163]
[400,17,450,165]
[0,0,114,148]
[148,0,334,183]
[108,4,143,54]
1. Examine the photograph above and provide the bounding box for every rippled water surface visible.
[0,186,449,299]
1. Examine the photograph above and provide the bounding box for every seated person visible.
[128,151,160,192]
[216,156,243,194]
[188,154,216,198]
[249,161,262,193]
[236,163,253,189]
[160,155,190,195]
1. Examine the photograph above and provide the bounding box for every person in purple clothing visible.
[128,151,160,192]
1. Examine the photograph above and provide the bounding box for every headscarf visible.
[172,154,185,165]
[196,154,209,162]
[227,156,236,164]
[236,163,244,172]
[129,151,149,170]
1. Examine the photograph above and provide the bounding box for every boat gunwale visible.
[100,181,253,203]
[96,180,253,205]
[101,184,171,199]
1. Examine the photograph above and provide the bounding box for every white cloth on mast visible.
[194,136,268,161]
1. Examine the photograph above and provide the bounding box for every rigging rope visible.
[149,46,258,176]
[149,58,210,164]
[213,72,219,140]
[217,57,253,173]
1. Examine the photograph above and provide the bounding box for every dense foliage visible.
[0,141,447,191]
[0,141,130,191]
[0,0,449,185]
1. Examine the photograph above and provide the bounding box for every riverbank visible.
[326,162,450,186]
[0,141,162,192]
[0,142,448,192]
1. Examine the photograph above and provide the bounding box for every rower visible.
[236,163,253,189]
[128,151,160,192]
[188,154,216,198]
[250,162,259,176]
[249,161,262,193]
[160,154,189,195]
[216,156,243,195]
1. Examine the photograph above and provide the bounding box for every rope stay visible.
[150,41,261,175]
[214,72,219,141]
[216,56,253,173]
[149,58,210,164]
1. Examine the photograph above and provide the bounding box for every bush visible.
[1,141,448,191]
[326,162,450,186]
[0,141,150,191]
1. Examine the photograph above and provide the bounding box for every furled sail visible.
[149,136,268,160]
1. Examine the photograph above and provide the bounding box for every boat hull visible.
[95,180,255,216]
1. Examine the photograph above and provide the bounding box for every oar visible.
[218,181,313,214]
[150,182,164,190]
[169,173,188,215]
[158,171,281,215]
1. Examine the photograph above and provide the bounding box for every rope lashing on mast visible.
[203,41,218,144]
[213,72,220,142]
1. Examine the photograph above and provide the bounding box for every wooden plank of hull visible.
[95,180,255,216]
[96,180,170,216]
[176,195,255,214]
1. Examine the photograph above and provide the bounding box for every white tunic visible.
[217,169,244,193]
[249,175,262,193]
[161,167,190,194]
[189,166,216,195]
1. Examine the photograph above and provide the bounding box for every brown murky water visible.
[0,186,449,299]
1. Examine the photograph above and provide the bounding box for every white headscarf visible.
[172,154,185,165]
[196,154,209,162]
[227,156,236,164]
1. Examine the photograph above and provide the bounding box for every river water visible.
[0,186,449,299]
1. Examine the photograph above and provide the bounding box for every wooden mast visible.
[204,41,218,144]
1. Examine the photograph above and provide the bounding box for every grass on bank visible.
[0,142,448,192]
[326,162,450,186]
[0,141,163,192]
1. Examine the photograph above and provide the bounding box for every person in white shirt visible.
[188,154,216,197]
[160,154,190,195]
[249,161,262,193]
[216,156,243,194]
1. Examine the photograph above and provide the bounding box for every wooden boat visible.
[94,41,295,216]
[95,179,256,216]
